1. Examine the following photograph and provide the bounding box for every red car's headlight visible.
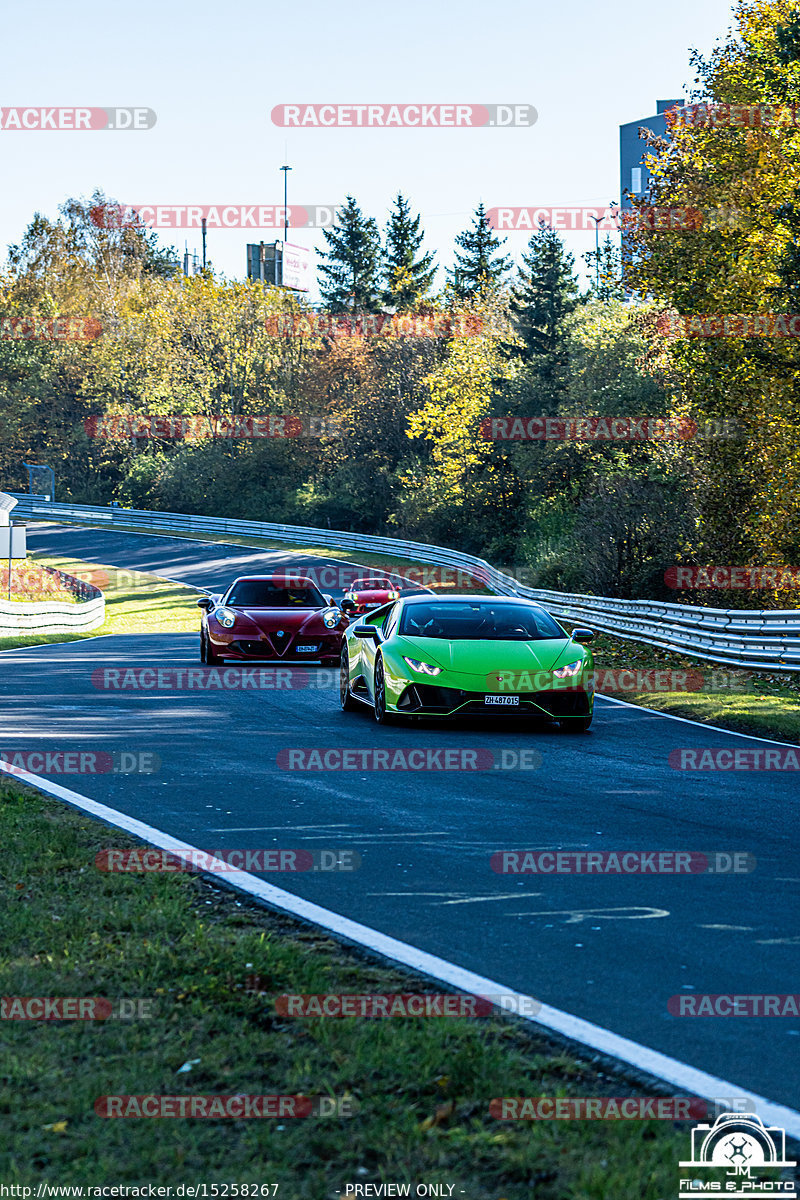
[216,607,237,629]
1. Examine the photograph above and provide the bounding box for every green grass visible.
[0,553,199,652]
[588,630,800,743]
[0,780,702,1194]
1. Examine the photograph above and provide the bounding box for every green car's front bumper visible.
[378,652,594,722]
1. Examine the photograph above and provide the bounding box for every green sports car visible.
[339,594,596,732]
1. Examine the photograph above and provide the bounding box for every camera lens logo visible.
[679,1113,796,1198]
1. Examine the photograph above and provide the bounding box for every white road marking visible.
[699,925,754,931]
[210,824,353,832]
[597,694,800,748]
[438,893,544,905]
[2,755,798,1140]
[504,906,670,923]
[368,892,542,904]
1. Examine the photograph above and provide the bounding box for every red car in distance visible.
[198,575,349,665]
[341,576,401,615]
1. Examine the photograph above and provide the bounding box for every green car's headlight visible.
[216,607,237,628]
[553,659,582,678]
[403,656,442,676]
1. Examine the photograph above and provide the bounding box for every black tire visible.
[560,715,592,733]
[200,629,208,664]
[205,633,224,665]
[373,655,393,724]
[340,647,360,712]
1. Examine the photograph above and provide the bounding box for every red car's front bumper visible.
[209,631,343,663]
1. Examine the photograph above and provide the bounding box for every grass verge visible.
[0,553,199,652]
[0,778,705,1195]
[587,630,800,743]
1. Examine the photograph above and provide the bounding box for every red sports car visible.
[198,576,349,665]
[341,576,401,615]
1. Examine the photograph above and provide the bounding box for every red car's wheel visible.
[204,629,224,664]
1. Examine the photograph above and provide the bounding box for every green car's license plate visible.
[484,694,520,706]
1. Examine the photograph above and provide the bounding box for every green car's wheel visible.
[373,655,392,724]
[340,647,359,712]
[561,715,592,733]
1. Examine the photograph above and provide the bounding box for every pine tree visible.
[382,193,437,310]
[507,222,580,360]
[316,196,381,312]
[449,202,512,298]
[582,235,625,302]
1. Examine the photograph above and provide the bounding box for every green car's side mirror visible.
[571,627,594,643]
[353,624,380,641]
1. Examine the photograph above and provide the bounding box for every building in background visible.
[247,242,312,292]
[619,99,684,209]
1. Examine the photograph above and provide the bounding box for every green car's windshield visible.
[399,601,564,641]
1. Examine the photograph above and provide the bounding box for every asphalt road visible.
[6,524,799,1108]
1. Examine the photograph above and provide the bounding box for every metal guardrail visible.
[0,562,104,636]
[10,495,800,670]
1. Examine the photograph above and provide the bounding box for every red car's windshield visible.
[225,582,325,608]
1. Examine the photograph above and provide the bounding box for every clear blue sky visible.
[3,0,736,295]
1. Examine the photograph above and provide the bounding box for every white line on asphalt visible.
[3,756,799,1140]
[209,824,354,832]
[597,694,800,747]
[0,634,120,654]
